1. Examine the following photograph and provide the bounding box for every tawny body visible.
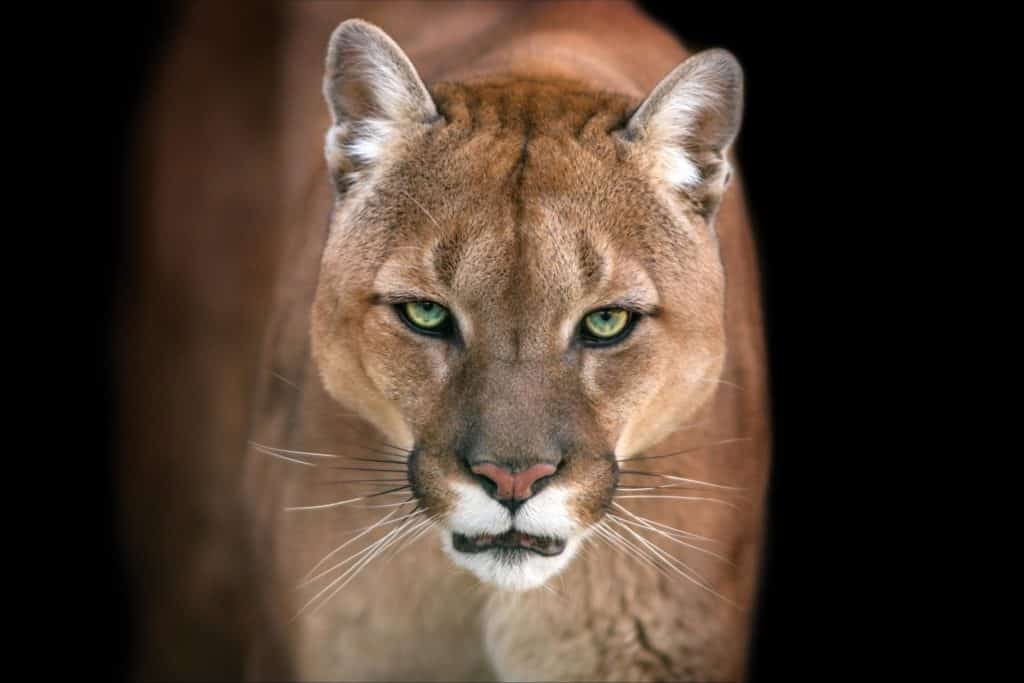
[244,2,771,681]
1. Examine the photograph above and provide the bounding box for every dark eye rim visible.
[395,301,456,338]
[578,308,640,347]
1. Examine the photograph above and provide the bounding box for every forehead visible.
[367,79,696,308]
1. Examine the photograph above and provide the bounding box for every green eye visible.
[582,308,631,341]
[402,301,450,333]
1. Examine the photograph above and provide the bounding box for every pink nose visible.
[470,462,557,501]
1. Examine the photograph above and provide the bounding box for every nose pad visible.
[470,462,558,511]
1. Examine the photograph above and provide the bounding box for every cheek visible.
[361,309,453,428]
[579,330,664,435]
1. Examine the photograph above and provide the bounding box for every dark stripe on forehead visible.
[507,118,531,361]
[576,233,606,290]
[431,233,467,289]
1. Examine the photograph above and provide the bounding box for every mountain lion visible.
[123,1,771,680]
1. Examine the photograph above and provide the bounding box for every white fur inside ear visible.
[648,89,712,189]
[324,118,396,170]
[660,145,702,189]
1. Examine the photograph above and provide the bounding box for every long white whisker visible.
[613,495,739,509]
[607,514,734,566]
[348,500,417,509]
[695,377,742,390]
[616,437,751,463]
[250,444,316,467]
[592,523,670,578]
[605,516,736,607]
[611,502,719,542]
[250,440,408,463]
[297,535,386,590]
[299,513,432,618]
[646,474,745,491]
[301,506,419,582]
[294,515,421,618]
[384,514,438,560]
[598,516,737,606]
[272,372,300,389]
[286,496,366,511]
[249,441,341,459]
[286,487,410,512]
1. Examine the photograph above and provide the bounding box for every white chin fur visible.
[443,482,583,591]
[441,531,581,591]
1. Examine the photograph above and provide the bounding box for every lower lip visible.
[452,531,567,557]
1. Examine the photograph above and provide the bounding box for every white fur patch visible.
[324,118,396,170]
[660,145,702,189]
[649,91,708,189]
[513,485,579,540]
[443,482,584,591]
[447,481,512,536]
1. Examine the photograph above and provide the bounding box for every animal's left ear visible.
[622,49,743,217]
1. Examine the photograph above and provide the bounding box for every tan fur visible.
[247,2,772,681]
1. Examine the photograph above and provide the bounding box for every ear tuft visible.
[624,49,744,215]
[323,19,436,184]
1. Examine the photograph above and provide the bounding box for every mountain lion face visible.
[311,20,741,590]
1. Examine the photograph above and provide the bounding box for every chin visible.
[435,481,593,590]
[441,530,583,591]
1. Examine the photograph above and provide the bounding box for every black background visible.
[95,3,885,680]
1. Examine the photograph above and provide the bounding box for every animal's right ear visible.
[323,19,437,188]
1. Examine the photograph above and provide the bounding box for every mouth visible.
[452,530,567,557]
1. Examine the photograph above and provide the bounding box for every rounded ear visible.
[622,49,744,216]
[323,19,437,186]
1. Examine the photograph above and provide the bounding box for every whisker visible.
[330,456,409,466]
[271,371,300,389]
[616,438,752,463]
[613,495,739,510]
[616,469,743,491]
[375,440,413,454]
[611,502,719,542]
[607,513,734,566]
[348,497,418,509]
[316,479,410,485]
[360,485,412,497]
[384,514,440,560]
[616,482,728,493]
[294,519,417,618]
[285,496,365,512]
[301,507,422,585]
[301,506,411,583]
[619,482,747,498]
[324,466,409,474]
[592,523,669,578]
[695,377,743,391]
[604,516,737,607]
[604,518,710,586]
[251,446,315,468]
[249,442,341,459]
[297,512,434,618]
[251,441,408,462]
[285,485,411,511]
